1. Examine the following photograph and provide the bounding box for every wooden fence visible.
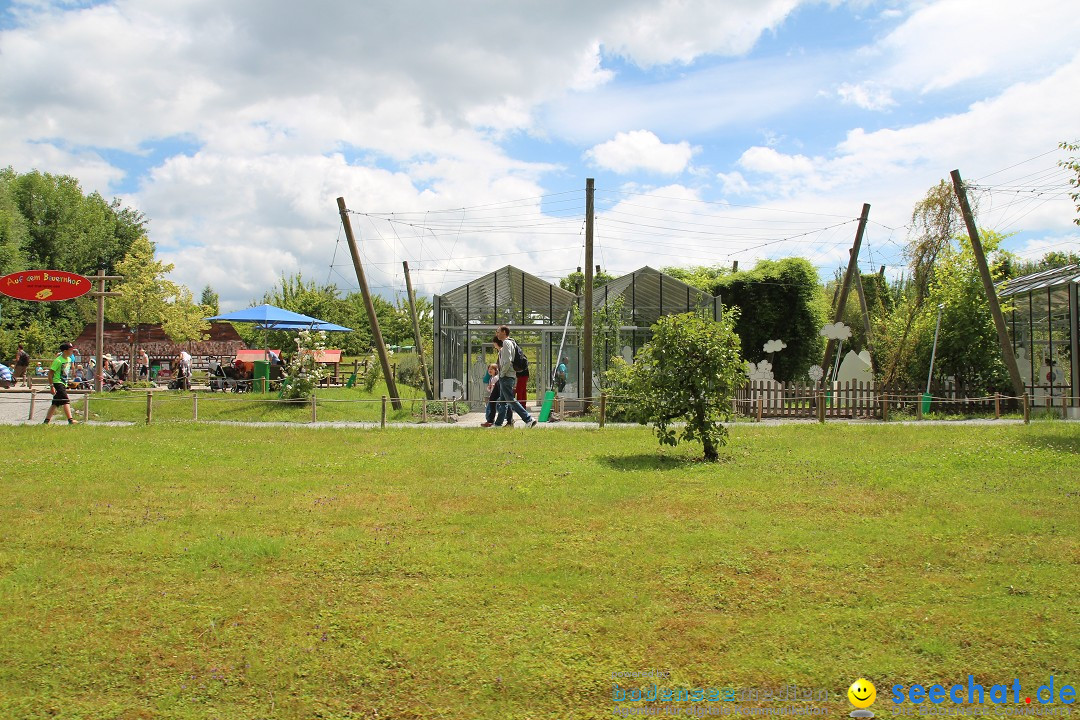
[733,381,1022,420]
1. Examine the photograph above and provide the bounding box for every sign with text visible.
[0,270,92,302]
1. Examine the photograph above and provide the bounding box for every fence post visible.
[193,393,198,421]
[443,399,449,423]
[881,392,888,422]
[915,393,923,421]
[83,393,90,422]
[381,395,387,428]
[311,393,317,423]
[756,394,763,422]
[817,392,825,423]
[599,392,606,428]
[1023,393,1030,424]
[28,388,35,420]
[994,392,1000,419]
[422,397,428,423]
[146,391,153,425]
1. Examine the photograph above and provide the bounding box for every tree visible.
[162,286,211,350]
[110,235,178,360]
[558,268,615,294]
[709,258,826,382]
[1060,141,1080,226]
[606,312,744,462]
[200,285,220,315]
[923,231,1012,395]
[881,180,964,385]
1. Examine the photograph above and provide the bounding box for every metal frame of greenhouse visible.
[433,265,721,404]
[998,264,1080,416]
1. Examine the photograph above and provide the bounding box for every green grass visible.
[84,381,448,424]
[1,423,1078,719]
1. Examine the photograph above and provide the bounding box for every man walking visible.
[44,342,78,425]
[13,343,31,388]
[494,325,537,427]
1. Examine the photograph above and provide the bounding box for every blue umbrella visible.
[206,304,352,332]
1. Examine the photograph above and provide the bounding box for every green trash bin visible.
[253,360,270,393]
[921,392,932,415]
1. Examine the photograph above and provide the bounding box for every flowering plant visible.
[281,329,328,400]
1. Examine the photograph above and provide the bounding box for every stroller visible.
[208,358,250,393]
[101,357,129,392]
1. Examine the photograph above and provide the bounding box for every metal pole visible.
[926,303,944,395]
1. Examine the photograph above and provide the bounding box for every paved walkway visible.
[0,391,1047,429]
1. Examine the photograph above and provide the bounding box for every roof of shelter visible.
[439,265,577,324]
[594,266,717,320]
[998,264,1080,298]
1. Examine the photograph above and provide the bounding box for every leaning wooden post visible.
[1023,393,1030,424]
[82,394,90,422]
[994,392,1001,419]
[28,388,35,420]
[381,395,387,428]
[951,170,1025,397]
[599,392,606,428]
[193,393,198,421]
[146,391,153,425]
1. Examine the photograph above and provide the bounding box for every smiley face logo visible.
[848,678,876,709]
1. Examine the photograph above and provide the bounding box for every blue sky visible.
[1,0,1077,309]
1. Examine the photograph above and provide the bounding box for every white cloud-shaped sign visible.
[820,322,852,341]
[745,359,774,381]
[808,365,823,382]
[763,339,787,353]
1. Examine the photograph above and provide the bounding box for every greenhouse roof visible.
[998,264,1080,298]
[438,265,577,324]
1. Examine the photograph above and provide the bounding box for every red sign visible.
[0,270,92,302]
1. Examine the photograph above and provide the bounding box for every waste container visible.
[920,392,932,415]
[150,364,160,381]
[253,360,270,393]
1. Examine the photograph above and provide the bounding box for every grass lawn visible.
[1,422,1077,719]
[84,382,444,424]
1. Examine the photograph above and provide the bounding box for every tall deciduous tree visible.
[607,312,744,462]
[110,235,178,361]
[162,286,211,350]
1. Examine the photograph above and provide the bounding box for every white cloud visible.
[836,81,896,111]
[585,130,695,174]
[738,146,817,177]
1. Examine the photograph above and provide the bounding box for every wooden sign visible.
[0,270,92,302]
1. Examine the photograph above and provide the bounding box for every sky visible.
[1,0,1078,310]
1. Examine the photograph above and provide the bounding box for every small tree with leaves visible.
[110,235,178,362]
[1061,141,1080,226]
[607,311,744,462]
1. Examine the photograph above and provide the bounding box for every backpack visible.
[511,342,529,374]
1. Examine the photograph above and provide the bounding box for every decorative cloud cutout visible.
[807,365,823,382]
[819,322,852,341]
[745,359,774,381]
[763,339,787,353]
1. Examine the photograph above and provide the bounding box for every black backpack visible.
[511,342,529,374]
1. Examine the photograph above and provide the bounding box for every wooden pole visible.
[381,395,387,428]
[950,170,1025,397]
[337,196,402,410]
[28,389,35,420]
[402,261,434,400]
[193,393,198,421]
[994,392,1001,419]
[1023,393,1030,424]
[311,393,317,423]
[822,204,871,379]
[421,398,428,423]
[88,271,122,392]
[146,391,153,424]
[756,394,764,422]
[582,178,595,412]
[853,257,875,364]
[817,392,826,423]
[881,393,889,422]
[916,394,923,421]
[443,399,449,423]
[599,392,606,428]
